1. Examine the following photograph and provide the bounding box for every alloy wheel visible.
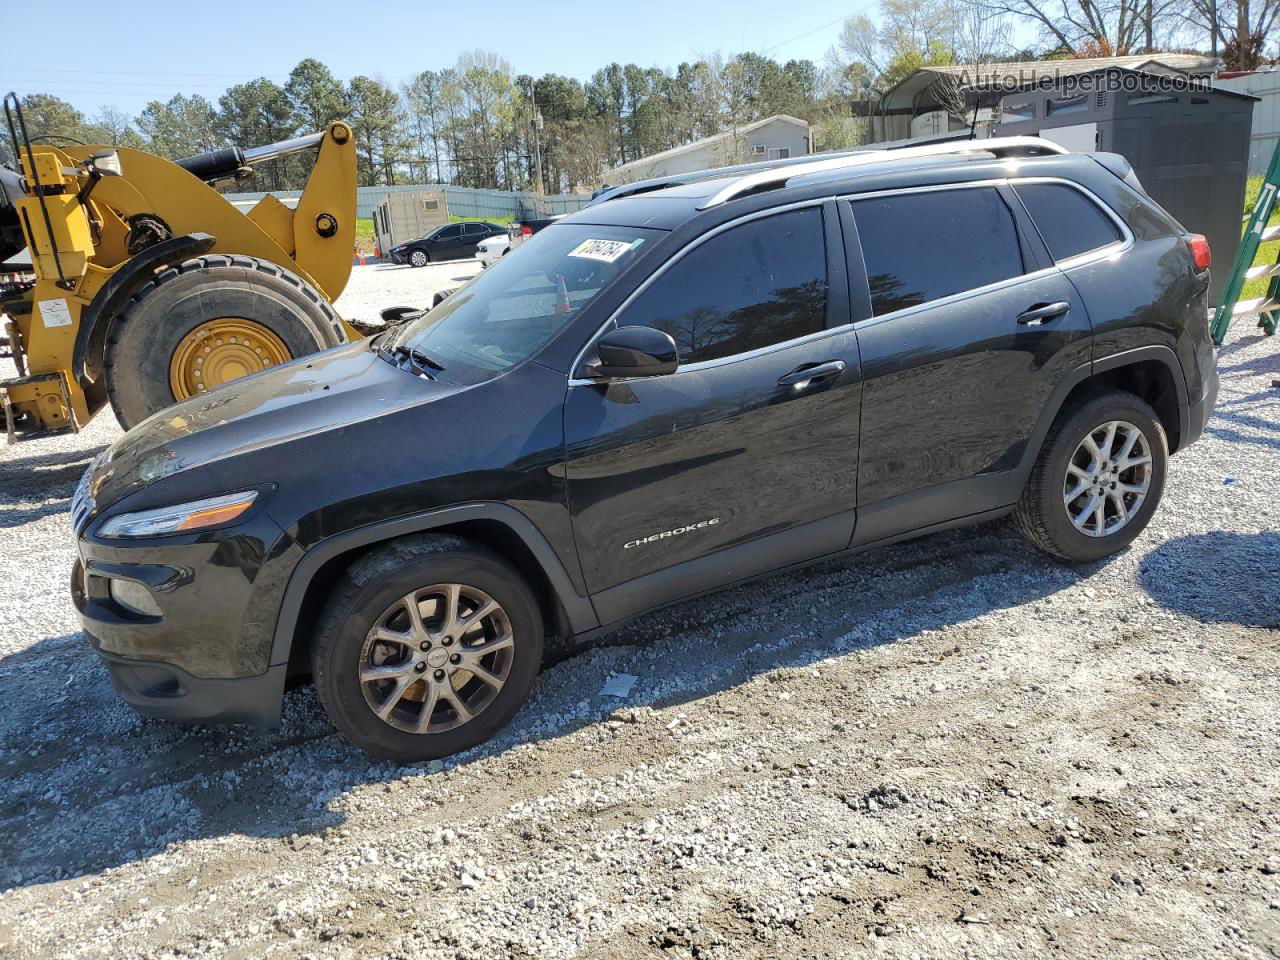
[359,583,514,734]
[1063,419,1152,538]
[410,250,427,267]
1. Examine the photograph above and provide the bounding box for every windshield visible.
[390,223,662,384]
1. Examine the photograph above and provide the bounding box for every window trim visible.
[841,178,1132,330]
[568,198,837,384]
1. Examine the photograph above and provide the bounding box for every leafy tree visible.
[217,79,296,190]
[346,75,409,186]
[136,94,220,160]
[286,59,347,132]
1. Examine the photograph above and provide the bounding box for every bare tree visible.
[1184,0,1280,67]
[965,0,1182,56]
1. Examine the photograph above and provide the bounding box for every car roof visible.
[561,136,1082,232]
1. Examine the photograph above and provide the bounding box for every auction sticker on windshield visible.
[568,238,642,263]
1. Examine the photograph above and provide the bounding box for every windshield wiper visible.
[388,343,445,380]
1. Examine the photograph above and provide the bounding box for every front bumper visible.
[388,250,407,264]
[87,631,286,727]
[70,504,302,728]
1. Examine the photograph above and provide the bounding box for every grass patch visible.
[1240,175,1280,302]
[354,218,376,255]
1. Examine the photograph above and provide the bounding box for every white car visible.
[475,235,510,268]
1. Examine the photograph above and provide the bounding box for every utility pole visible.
[1145,0,1153,51]
[1210,0,1219,58]
[528,78,545,196]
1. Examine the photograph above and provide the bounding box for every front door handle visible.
[778,360,846,386]
[1017,301,1071,325]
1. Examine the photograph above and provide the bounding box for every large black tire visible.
[408,248,429,267]
[104,254,344,429]
[1015,390,1168,563]
[311,534,544,763]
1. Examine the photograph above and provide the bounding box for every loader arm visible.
[64,121,357,303]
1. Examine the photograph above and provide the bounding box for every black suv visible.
[71,138,1218,761]
[389,221,508,266]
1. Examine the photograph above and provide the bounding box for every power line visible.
[757,5,875,55]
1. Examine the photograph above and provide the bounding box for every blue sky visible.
[3,0,875,116]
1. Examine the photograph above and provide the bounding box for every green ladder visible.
[1211,139,1280,345]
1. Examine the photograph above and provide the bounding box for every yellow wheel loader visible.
[0,91,363,440]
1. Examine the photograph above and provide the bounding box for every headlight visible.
[98,491,258,539]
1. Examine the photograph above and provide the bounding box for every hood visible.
[89,339,462,508]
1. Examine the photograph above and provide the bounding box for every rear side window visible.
[849,187,1024,316]
[620,206,827,364]
[1015,182,1122,261]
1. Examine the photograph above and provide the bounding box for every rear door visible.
[845,182,1094,543]
[564,202,862,624]
[461,222,488,256]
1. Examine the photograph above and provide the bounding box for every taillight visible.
[1188,233,1211,271]
[520,224,533,237]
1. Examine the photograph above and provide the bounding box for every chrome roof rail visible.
[697,136,1069,209]
[585,148,873,207]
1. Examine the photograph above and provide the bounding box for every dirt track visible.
[0,272,1276,958]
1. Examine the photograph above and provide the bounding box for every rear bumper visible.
[87,631,286,727]
[1182,353,1220,449]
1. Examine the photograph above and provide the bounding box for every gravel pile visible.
[0,290,1276,958]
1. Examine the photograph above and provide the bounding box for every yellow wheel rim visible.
[169,319,292,401]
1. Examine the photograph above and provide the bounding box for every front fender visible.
[267,502,599,667]
[73,232,216,382]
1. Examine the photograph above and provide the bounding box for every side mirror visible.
[591,325,679,379]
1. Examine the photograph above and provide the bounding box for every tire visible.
[408,249,429,267]
[1015,390,1168,563]
[311,534,544,762]
[105,254,344,429]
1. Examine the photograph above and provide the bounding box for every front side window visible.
[393,223,661,385]
[619,206,828,365]
[1014,182,1122,261]
[436,224,463,239]
[850,187,1024,316]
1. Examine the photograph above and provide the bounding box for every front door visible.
[844,183,1094,543]
[564,204,862,624]
[434,223,465,259]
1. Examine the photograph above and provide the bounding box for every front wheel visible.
[311,535,544,762]
[1015,391,1167,563]
[409,249,429,268]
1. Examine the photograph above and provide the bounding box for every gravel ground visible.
[0,274,1277,958]
[336,259,483,325]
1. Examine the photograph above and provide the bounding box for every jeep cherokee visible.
[70,137,1219,761]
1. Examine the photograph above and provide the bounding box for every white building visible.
[603,115,811,186]
[1215,69,1280,175]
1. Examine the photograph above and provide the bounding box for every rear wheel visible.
[1015,391,1167,562]
[409,249,429,267]
[105,254,343,428]
[311,535,543,762]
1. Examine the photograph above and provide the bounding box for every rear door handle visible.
[778,360,846,386]
[1017,301,1071,325]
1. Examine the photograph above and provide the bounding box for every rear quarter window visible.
[1014,182,1122,261]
